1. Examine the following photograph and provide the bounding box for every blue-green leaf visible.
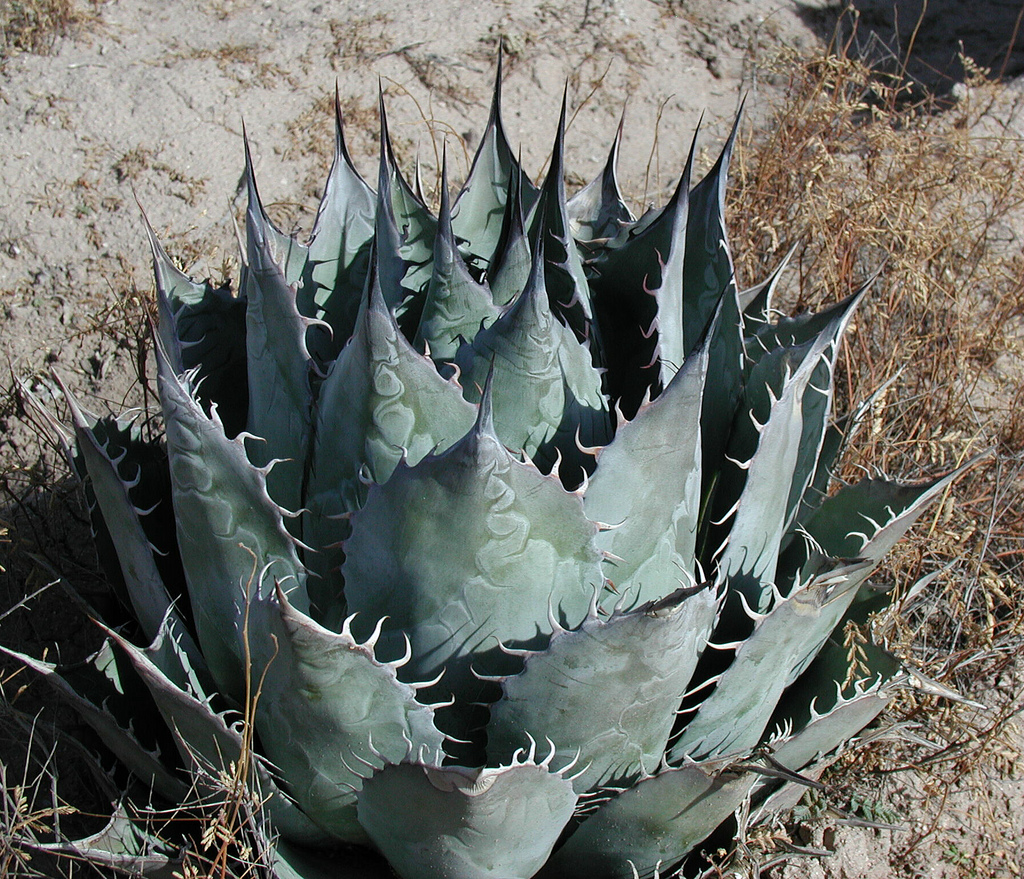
[714,330,836,612]
[0,645,187,802]
[144,214,248,436]
[779,461,975,601]
[245,585,446,842]
[486,585,719,793]
[156,337,309,700]
[670,560,870,762]
[25,804,182,878]
[415,152,499,361]
[755,636,899,817]
[306,258,477,616]
[567,111,634,242]
[584,333,708,606]
[530,91,598,345]
[357,756,578,879]
[342,391,604,741]
[541,760,751,879]
[377,96,437,331]
[587,131,693,411]
[738,246,794,332]
[59,383,205,681]
[300,88,376,360]
[683,111,740,354]
[242,136,317,512]
[487,161,532,308]
[452,51,540,267]
[454,243,611,483]
[104,626,333,847]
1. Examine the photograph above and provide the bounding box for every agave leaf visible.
[4,639,186,803]
[530,91,599,345]
[719,287,865,580]
[794,606,902,711]
[487,585,719,793]
[714,333,834,612]
[314,256,479,484]
[805,474,957,564]
[0,644,188,801]
[761,344,839,549]
[242,140,318,513]
[378,96,437,331]
[53,394,187,639]
[540,760,751,879]
[487,160,533,308]
[769,649,896,776]
[373,132,415,317]
[104,626,336,847]
[788,378,898,543]
[744,283,869,384]
[243,132,309,286]
[714,343,807,520]
[156,338,309,700]
[242,585,446,842]
[782,358,837,538]
[584,334,708,605]
[454,243,612,482]
[587,135,693,412]
[670,559,873,763]
[59,382,204,675]
[342,389,604,741]
[725,297,853,527]
[755,638,898,817]
[356,758,578,879]
[755,694,890,819]
[779,462,972,600]
[738,246,795,333]
[698,280,745,488]
[682,120,747,497]
[729,336,838,554]
[144,215,249,437]
[25,803,181,878]
[452,51,540,266]
[306,259,477,615]
[567,110,634,242]
[415,152,500,361]
[300,88,376,361]
[682,111,740,355]
[144,615,218,708]
[143,210,227,342]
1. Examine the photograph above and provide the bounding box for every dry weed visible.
[732,16,1024,876]
[0,0,95,63]
[327,13,395,66]
[732,50,1024,449]
[157,42,296,90]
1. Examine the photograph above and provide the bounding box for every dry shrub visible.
[731,18,1024,875]
[0,0,94,61]
[732,46,1024,460]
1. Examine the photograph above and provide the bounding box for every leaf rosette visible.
[7,61,970,879]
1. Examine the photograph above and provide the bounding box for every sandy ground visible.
[1,0,1022,876]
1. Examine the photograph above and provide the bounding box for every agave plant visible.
[6,61,967,879]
